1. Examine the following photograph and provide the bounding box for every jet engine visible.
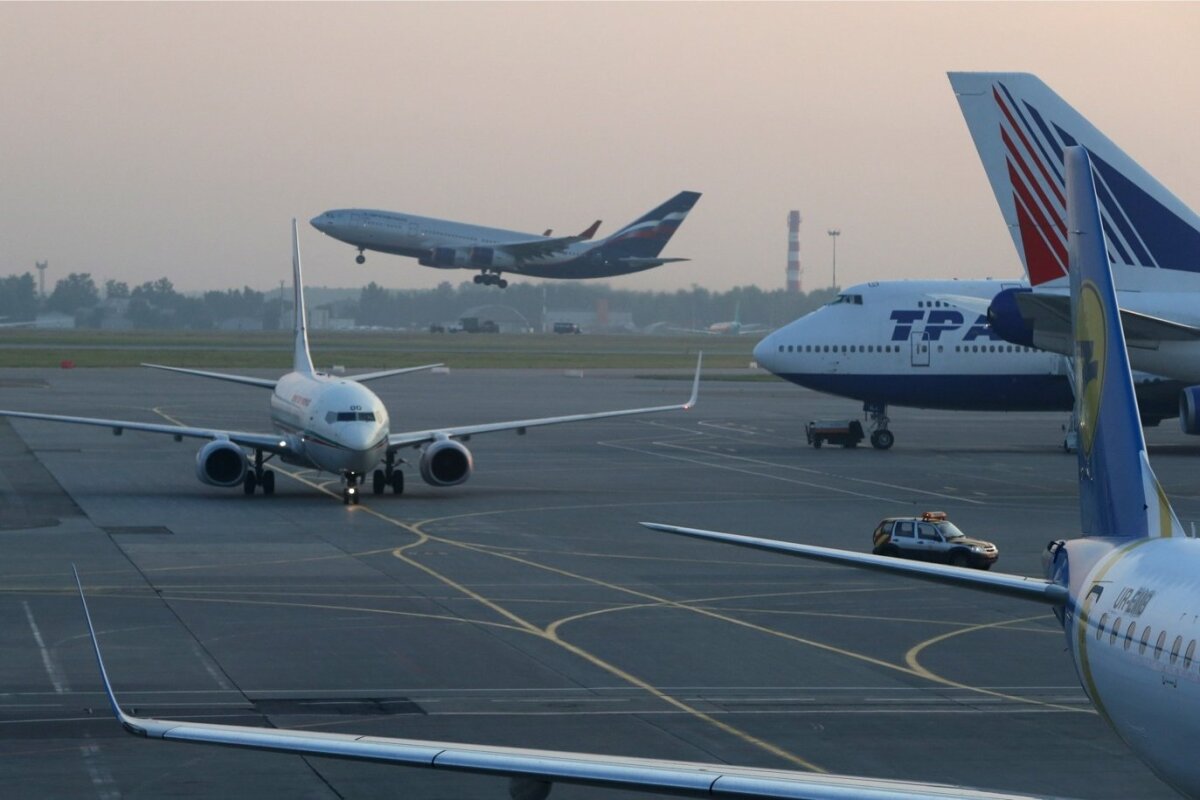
[986,287,1035,348]
[419,247,517,270]
[195,440,248,487]
[1180,386,1200,434]
[418,438,473,486]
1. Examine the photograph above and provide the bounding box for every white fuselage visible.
[753,279,1181,418]
[1059,535,1200,797]
[270,372,389,477]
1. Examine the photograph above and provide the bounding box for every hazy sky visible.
[3,2,1199,295]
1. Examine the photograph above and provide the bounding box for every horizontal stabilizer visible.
[641,523,1068,605]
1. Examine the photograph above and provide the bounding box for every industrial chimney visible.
[786,211,801,293]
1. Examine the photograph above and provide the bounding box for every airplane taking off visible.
[73,148,1176,800]
[310,191,701,288]
[751,279,1180,449]
[0,222,700,505]
[951,72,1200,431]
[649,147,1200,799]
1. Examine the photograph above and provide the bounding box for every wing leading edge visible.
[74,568,1056,800]
[640,523,1068,605]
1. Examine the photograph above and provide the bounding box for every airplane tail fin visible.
[291,220,316,376]
[601,191,701,258]
[951,72,1200,287]
[1066,146,1183,539]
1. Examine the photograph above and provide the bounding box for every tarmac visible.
[1,365,1195,799]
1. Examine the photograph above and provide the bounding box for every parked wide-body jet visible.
[751,278,1180,449]
[75,147,1197,800]
[310,191,700,288]
[952,72,1200,433]
[0,222,700,504]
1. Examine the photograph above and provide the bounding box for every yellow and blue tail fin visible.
[1067,146,1183,539]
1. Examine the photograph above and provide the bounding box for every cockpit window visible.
[828,294,863,306]
[326,411,377,423]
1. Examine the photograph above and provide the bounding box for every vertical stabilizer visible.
[1066,147,1182,539]
[291,219,316,376]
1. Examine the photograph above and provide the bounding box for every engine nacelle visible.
[418,247,516,270]
[419,438,473,487]
[1180,386,1200,435]
[195,440,248,487]
[986,287,1035,348]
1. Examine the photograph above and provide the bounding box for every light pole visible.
[827,229,840,289]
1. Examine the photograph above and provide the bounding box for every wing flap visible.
[641,523,1068,605]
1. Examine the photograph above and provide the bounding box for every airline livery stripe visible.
[994,86,1065,207]
[1007,160,1067,274]
[1001,127,1065,238]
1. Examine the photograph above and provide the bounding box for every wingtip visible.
[684,352,702,409]
[74,566,141,734]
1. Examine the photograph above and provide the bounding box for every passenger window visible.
[1096,613,1108,641]
[917,523,940,542]
[1139,625,1151,655]
[1155,631,1167,659]
[1171,636,1184,665]
[1185,640,1197,669]
[1109,617,1122,646]
[894,521,915,538]
[325,412,336,424]
[1124,621,1136,651]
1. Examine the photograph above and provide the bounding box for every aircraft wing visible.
[141,363,279,389]
[0,409,291,454]
[387,354,701,450]
[617,256,690,269]
[75,569,1056,800]
[497,221,602,260]
[641,523,1068,605]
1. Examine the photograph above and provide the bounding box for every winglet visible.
[1066,146,1183,539]
[73,566,147,737]
[291,219,316,376]
[578,220,602,240]
[685,352,702,410]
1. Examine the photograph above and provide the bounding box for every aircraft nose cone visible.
[339,424,377,452]
[753,333,778,372]
[310,214,328,232]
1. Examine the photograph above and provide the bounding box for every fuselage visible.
[271,372,389,477]
[310,209,649,279]
[753,279,1181,417]
[1053,535,1200,797]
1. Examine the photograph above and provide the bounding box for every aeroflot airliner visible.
[0,222,699,505]
[310,191,700,288]
[74,147,1198,800]
[951,72,1200,433]
[751,279,1180,449]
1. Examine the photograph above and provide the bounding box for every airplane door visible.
[910,331,931,367]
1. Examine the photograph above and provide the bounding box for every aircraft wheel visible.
[355,254,365,265]
[243,471,257,495]
[497,279,508,289]
[261,470,275,495]
[343,486,351,505]
[373,469,385,495]
[811,438,822,449]
[870,430,895,450]
[390,471,405,495]
[473,274,483,284]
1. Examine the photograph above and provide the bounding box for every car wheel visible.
[949,551,969,568]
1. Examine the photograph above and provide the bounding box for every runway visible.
[1,366,1195,798]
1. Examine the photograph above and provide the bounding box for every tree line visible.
[0,271,840,330]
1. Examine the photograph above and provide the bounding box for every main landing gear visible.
[243,449,276,495]
[473,271,508,289]
[372,452,405,496]
[355,248,366,265]
[863,403,895,450]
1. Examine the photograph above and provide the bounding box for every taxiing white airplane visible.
[751,279,1180,449]
[951,72,1200,431]
[671,300,770,336]
[0,222,700,505]
[310,191,700,288]
[74,148,1186,800]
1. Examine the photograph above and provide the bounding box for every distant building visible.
[34,312,76,330]
[217,317,264,332]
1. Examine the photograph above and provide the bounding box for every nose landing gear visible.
[343,473,362,505]
[355,248,366,265]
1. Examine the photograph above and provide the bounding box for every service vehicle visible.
[805,419,865,448]
[871,511,998,569]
